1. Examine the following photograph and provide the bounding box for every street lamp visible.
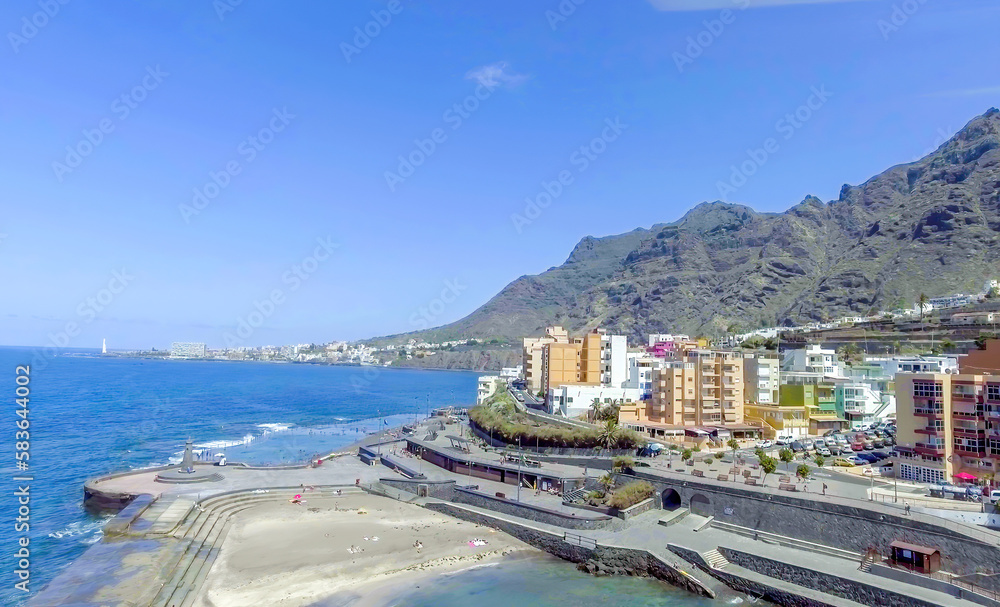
[517,436,522,502]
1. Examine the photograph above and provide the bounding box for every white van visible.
[988,489,1000,505]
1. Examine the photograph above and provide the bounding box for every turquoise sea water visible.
[390,555,721,607]
[0,346,477,606]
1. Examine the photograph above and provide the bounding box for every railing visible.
[887,558,1000,602]
[564,532,597,549]
[914,407,944,416]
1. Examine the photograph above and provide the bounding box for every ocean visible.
[0,346,718,607]
[0,346,477,605]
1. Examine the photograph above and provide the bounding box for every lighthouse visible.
[102,338,107,355]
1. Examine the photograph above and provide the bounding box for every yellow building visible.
[744,403,809,440]
[894,373,998,485]
[522,326,569,393]
[639,350,756,442]
[541,330,602,396]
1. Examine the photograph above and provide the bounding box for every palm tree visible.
[598,420,620,449]
[598,473,614,493]
[727,438,740,480]
[918,293,928,322]
[589,398,603,423]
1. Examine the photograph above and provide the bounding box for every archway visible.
[661,489,682,510]
[690,493,712,517]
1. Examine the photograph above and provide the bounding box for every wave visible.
[48,516,112,542]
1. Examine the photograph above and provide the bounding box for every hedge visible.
[468,406,640,450]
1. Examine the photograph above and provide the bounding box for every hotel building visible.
[894,373,1000,484]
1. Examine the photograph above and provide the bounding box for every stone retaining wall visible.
[425,501,715,598]
[451,487,612,530]
[721,547,941,607]
[624,470,1000,589]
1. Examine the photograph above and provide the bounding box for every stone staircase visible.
[147,486,364,607]
[702,548,730,570]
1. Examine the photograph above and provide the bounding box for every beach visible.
[192,492,534,607]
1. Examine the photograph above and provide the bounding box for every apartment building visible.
[477,375,501,405]
[779,383,846,435]
[624,353,661,399]
[522,326,569,393]
[868,355,959,376]
[783,344,845,377]
[601,334,628,388]
[647,350,746,426]
[170,342,207,359]
[549,385,643,418]
[836,382,894,430]
[744,353,780,404]
[894,373,1000,485]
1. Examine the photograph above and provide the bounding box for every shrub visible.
[814,455,825,468]
[714,452,724,460]
[692,445,702,452]
[796,464,811,480]
[703,456,714,465]
[607,481,654,509]
[681,449,693,461]
[467,405,641,450]
[612,456,635,472]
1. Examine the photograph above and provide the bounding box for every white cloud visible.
[465,62,528,89]
[647,0,874,10]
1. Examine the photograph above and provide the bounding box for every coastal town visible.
[34,285,1000,606]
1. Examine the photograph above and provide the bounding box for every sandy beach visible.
[192,492,535,607]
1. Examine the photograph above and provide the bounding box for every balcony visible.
[952,409,982,420]
[915,427,941,436]
[954,444,985,456]
[953,425,984,438]
[914,407,944,417]
[915,442,945,456]
[952,392,977,402]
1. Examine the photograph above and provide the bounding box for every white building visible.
[477,375,502,405]
[601,334,628,388]
[647,333,690,347]
[782,344,845,378]
[836,383,895,430]
[623,353,661,399]
[170,342,207,359]
[546,385,643,418]
[500,366,523,380]
[865,355,958,376]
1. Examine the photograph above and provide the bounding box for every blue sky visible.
[1,0,998,349]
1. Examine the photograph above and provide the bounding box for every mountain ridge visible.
[367,107,1000,345]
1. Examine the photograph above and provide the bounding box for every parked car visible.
[855,452,878,464]
[776,435,793,446]
[847,455,866,465]
[870,451,891,461]
[851,441,865,451]
[755,439,774,449]
[862,439,875,450]
[828,445,842,456]
[833,457,856,467]
[841,444,854,454]
[835,435,849,446]
[873,438,885,449]
[817,447,832,457]
[802,439,815,450]
[988,489,1000,505]
[790,440,805,452]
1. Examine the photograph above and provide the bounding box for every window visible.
[988,385,1000,401]
[913,381,943,398]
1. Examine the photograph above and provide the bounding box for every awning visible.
[954,472,977,481]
